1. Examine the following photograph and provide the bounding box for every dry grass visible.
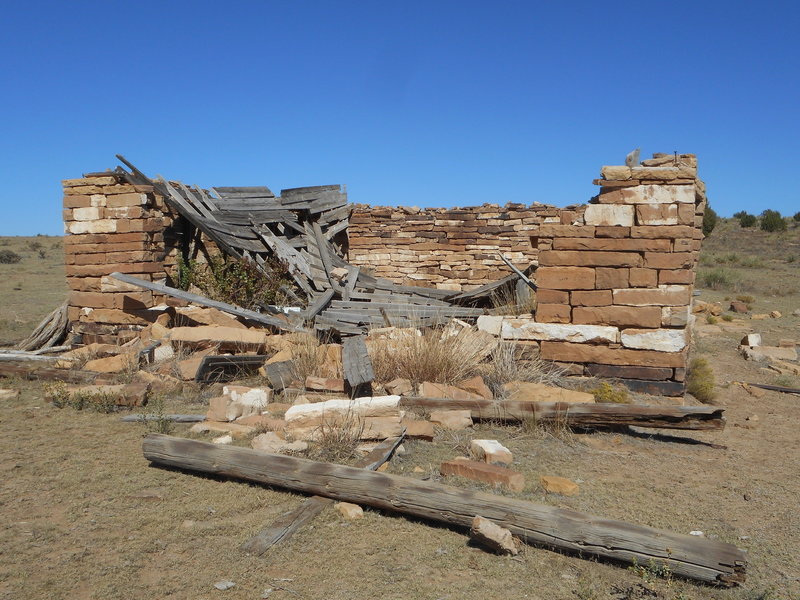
[304,410,364,464]
[487,282,536,316]
[480,341,564,397]
[289,332,343,382]
[368,324,494,386]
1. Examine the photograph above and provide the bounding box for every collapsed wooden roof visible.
[115,156,493,334]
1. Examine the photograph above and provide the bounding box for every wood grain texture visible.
[143,434,745,585]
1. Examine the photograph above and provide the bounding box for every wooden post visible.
[143,434,745,586]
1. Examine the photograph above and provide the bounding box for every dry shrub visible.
[589,381,630,404]
[480,342,564,398]
[305,410,363,463]
[488,283,536,316]
[290,332,342,382]
[687,357,716,403]
[368,324,494,386]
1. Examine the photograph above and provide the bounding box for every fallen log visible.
[742,382,800,395]
[121,414,206,423]
[0,363,101,384]
[240,432,404,555]
[143,434,746,585]
[399,397,726,431]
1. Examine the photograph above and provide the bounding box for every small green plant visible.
[687,357,716,403]
[701,268,737,290]
[628,557,674,586]
[589,381,629,403]
[702,205,718,236]
[760,209,787,232]
[736,295,755,303]
[738,212,758,228]
[138,395,173,435]
[706,314,719,324]
[721,314,733,322]
[738,255,764,268]
[45,381,119,413]
[0,249,22,264]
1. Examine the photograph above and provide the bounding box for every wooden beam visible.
[398,397,726,431]
[240,433,404,555]
[341,335,374,388]
[143,434,746,585]
[109,273,303,332]
[498,253,537,291]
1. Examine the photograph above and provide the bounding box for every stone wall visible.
[348,203,572,290]
[347,153,705,395]
[62,173,179,344]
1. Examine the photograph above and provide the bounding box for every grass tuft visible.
[687,357,716,403]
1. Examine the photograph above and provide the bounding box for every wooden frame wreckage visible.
[113,155,529,336]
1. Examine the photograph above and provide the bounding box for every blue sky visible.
[1,1,798,235]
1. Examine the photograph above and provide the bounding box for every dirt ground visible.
[1,223,799,600]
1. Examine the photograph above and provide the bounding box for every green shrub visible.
[721,314,733,322]
[701,268,737,290]
[760,209,787,232]
[590,381,629,403]
[0,250,22,264]
[175,254,291,310]
[738,213,757,228]
[736,295,754,303]
[794,211,800,222]
[687,357,716,403]
[702,205,718,236]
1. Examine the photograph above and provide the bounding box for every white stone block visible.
[501,319,618,343]
[477,315,504,337]
[584,204,635,226]
[620,328,687,352]
[72,207,102,221]
[619,185,695,204]
[67,219,117,234]
[470,439,513,466]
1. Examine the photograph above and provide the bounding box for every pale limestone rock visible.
[385,378,413,396]
[477,315,503,336]
[501,319,618,343]
[540,475,579,496]
[189,421,255,438]
[470,516,520,555]
[212,434,233,445]
[153,344,175,362]
[742,346,798,362]
[67,219,118,234]
[741,333,762,347]
[620,328,687,352]
[502,382,594,404]
[470,440,513,466]
[284,395,401,425]
[0,388,19,400]
[612,184,694,204]
[336,502,364,520]
[584,204,635,226]
[72,206,102,221]
[429,409,473,430]
[420,381,482,400]
[662,306,690,327]
[635,203,678,225]
[206,386,270,422]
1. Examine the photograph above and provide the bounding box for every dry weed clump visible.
[369,325,494,386]
[487,284,536,316]
[481,342,564,397]
[44,381,120,413]
[305,410,363,464]
[588,381,630,404]
[289,332,343,383]
[687,357,716,403]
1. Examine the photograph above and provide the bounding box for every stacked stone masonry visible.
[63,173,179,344]
[348,153,705,395]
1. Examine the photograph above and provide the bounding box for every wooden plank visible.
[110,273,303,332]
[342,265,359,301]
[121,414,206,423]
[195,355,269,383]
[240,433,404,555]
[144,434,746,585]
[398,397,726,430]
[342,335,374,387]
[304,288,336,320]
[498,253,537,291]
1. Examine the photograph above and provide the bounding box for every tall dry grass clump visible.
[289,332,343,382]
[481,342,564,397]
[369,324,494,386]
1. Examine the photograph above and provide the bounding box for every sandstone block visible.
[572,305,662,329]
[502,381,594,404]
[176,348,216,380]
[336,502,364,520]
[740,333,762,347]
[0,388,19,400]
[600,165,632,180]
[470,516,520,556]
[630,225,695,239]
[402,419,435,441]
[636,203,678,226]
[599,184,694,204]
[535,304,571,323]
[540,475,579,496]
[106,192,147,208]
[661,306,690,327]
[643,252,694,270]
[742,346,798,362]
[470,439,513,466]
[536,224,596,238]
[83,352,137,373]
[585,363,673,381]
[538,250,642,268]
[535,289,570,304]
[189,421,255,438]
[501,319,618,343]
[570,290,612,307]
[457,375,493,400]
[440,458,525,492]
[584,204,634,226]
[658,269,694,285]
[251,432,308,454]
[430,409,473,430]
[595,268,629,289]
[540,342,686,367]
[630,166,696,180]
[66,219,118,235]
[620,328,687,352]
[385,377,413,396]
[170,326,269,352]
[534,267,595,290]
[612,285,691,306]
[305,376,346,393]
[552,238,669,252]
[629,268,658,287]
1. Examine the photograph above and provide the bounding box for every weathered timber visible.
[16,301,68,351]
[121,414,206,423]
[0,363,100,383]
[398,397,725,430]
[342,335,374,388]
[498,253,537,291]
[195,355,269,383]
[110,272,302,332]
[743,382,800,395]
[240,433,404,555]
[144,434,746,585]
